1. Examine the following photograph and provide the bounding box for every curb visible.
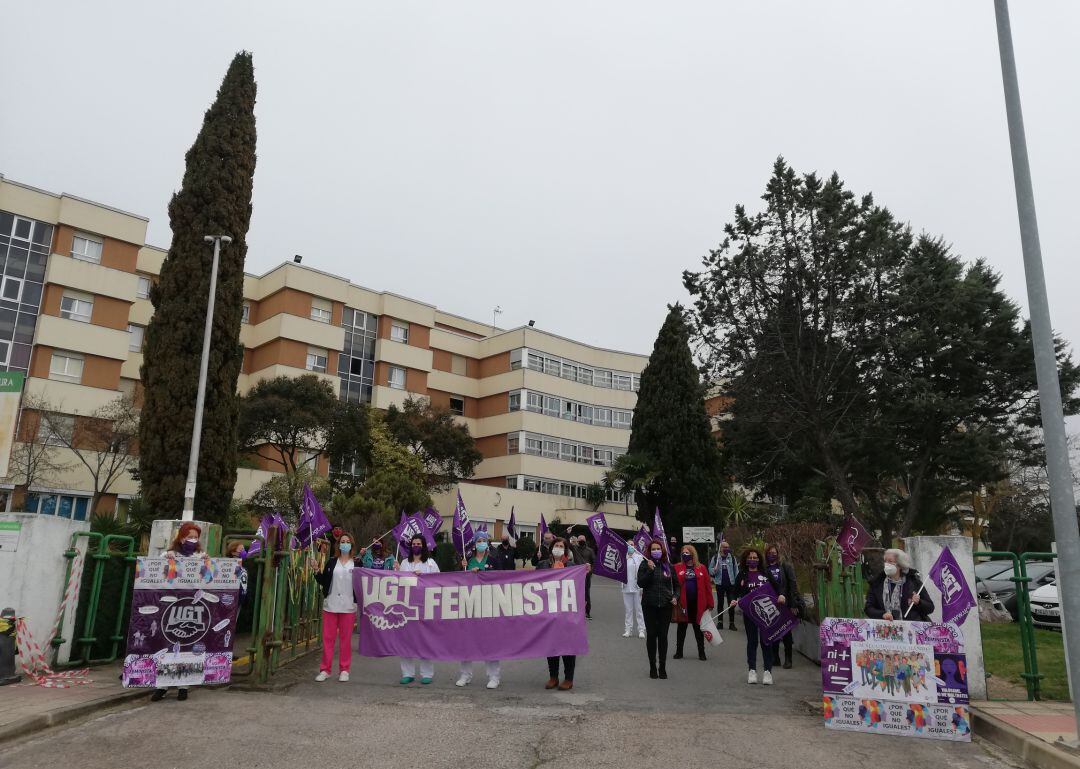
[971,707,1080,769]
[0,689,152,745]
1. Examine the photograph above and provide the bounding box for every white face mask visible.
[552,547,565,558]
[884,562,899,578]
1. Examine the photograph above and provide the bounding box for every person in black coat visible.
[637,538,677,680]
[731,548,786,686]
[865,548,935,623]
[490,535,517,570]
[764,545,805,670]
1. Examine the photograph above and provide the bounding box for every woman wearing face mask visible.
[865,548,934,622]
[763,545,804,670]
[359,538,396,570]
[708,540,738,631]
[621,540,645,639]
[151,523,207,702]
[637,538,677,679]
[673,545,714,661]
[395,534,440,684]
[731,548,782,686]
[536,537,577,690]
[312,533,362,683]
[457,532,502,689]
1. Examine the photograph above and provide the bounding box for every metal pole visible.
[994,0,1080,722]
[181,235,231,521]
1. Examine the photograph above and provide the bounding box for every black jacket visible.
[314,557,362,599]
[766,561,806,616]
[637,560,677,609]
[865,571,935,622]
[531,543,552,568]
[490,545,516,571]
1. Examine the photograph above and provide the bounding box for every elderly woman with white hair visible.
[865,548,935,622]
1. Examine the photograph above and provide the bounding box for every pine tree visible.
[139,53,257,522]
[627,305,725,532]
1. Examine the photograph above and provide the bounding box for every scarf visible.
[883,577,904,615]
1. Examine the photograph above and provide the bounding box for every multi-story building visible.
[0,174,648,535]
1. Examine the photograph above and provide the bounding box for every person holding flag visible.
[673,544,714,661]
[312,532,361,683]
[730,548,782,686]
[395,533,440,684]
[622,538,645,639]
[638,538,677,680]
[865,549,934,622]
[764,544,804,669]
[456,531,504,689]
[359,538,396,570]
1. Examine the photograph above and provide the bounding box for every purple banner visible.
[586,512,607,539]
[632,525,652,555]
[928,547,976,626]
[506,507,517,540]
[396,512,435,560]
[246,512,289,558]
[123,557,242,688]
[355,566,588,660]
[738,582,798,645]
[296,484,331,549]
[452,492,476,558]
[592,526,628,583]
[538,513,549,541]
[652,508,669,559]
[837,516,872,566]
[422,507,443,538]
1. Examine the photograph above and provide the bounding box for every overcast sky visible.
[3,1,1079,362]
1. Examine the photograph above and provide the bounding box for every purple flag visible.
[391,511,409,551]
[246,512,289,557]
[586,512,607,540]
[422,507,443,537]
[652,508,669,559]
[411,511,437,551]
[296,485,331,549]
[738,582,798,645]
[356,566,588,660]
[538,514,549,541]
[632,525,652,555]
[591,526,628,584]
[452,492,476,558]
[397,512,435,560]
[505,507,517,540]
[928,546,976,625]
[836,515,872,566]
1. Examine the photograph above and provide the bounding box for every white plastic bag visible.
[699,610,725,646]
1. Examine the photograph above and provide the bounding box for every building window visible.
[527,352,545,373]
[595,407,612,427]
[510,349,523,370]
[338,307,378,405]
[306,347,328,374]
[25,491,91,521]
[632,374,641,392]
[241,303,251,324]
[136,275,152,299]
[36,413,74,447]
[0,211,51,378]
[509,392,521,411]
[390,321,409,344]
[310,298,332,324]
[450,354,467,376]
[1,276,22,302]
[525,436,542,455]
[507,434,519,453]
[577,367,593,386]
[613,373,633,391]
[127,324,145,352]
[505,476,519,490]
[60,292,94,323]
[613,410,633,429]
[49,351,84,384]
[449,396,464,416]
[71,233,103,264]
[595,369,613,388]
[388,366,406,390]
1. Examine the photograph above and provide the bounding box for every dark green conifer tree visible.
[139,53,257,522]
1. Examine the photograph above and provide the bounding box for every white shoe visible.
[486,678,500,690]
[315,671,329,682]
[455,675,471,687]
[622,631,632,638]
[763,671,774,686]
[747,669,758,685]
[339,671,349,682]
[638,631,646,639]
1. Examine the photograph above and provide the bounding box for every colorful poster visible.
[819,617,970,742]
[122,556,242,689]
[355,565,588,661]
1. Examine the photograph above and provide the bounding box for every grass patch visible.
[981,622,1070,700]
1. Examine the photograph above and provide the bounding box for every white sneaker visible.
[747,669,758,685]
[763,671,774,686]
[622,631,632,638]
[338,671,349,682]
[486,678,500,690]
[315,671,329,682]
[455,674,472,687]
[638,630,646,639]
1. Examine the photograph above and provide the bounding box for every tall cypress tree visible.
[627,305,724,531]
[139,53,257,522]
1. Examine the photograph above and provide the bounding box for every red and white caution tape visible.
[14,617,92,687]
[47,548,86,658]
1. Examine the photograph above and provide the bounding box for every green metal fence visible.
[812,539,868,620]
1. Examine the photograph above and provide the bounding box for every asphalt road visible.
[2,580,1020,769]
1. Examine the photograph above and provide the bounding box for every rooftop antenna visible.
[492,305,502,333]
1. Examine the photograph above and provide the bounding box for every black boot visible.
[659,663,667,679]
[698,646,707,661]
[649,665,658,679]
[151,689,166,702]
[783,650,793,669]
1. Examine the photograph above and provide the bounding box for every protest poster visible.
[819,618,970,742]
[355,565,588,661]
[738,582,798,645]
[122,556,243,689]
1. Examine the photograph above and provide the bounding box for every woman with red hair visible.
[150,522,206,703]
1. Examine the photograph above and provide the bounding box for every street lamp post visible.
[994,0,1080,723]
[181,234,231,521]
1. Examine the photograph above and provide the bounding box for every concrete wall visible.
[904,535,987,700]
[0,513,89,667]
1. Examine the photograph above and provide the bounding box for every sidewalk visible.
[972,701,1080,769]
[0,662,149,744]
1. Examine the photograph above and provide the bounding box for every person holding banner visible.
[731,548,780,686]
[622,540,645,639]
[571,535,595,619]
[396,534,441,684]
[536,538,577,690]
[764,545,804,670]
[150,522,208,702]
[360,540,396,570]
[708,540,738,631]
[638,538,677,680]
[457,531,504,689]
[865,548,934,622]
[673,545,714,661]
[313,533,361,683]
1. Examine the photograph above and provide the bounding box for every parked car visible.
[975,560,1015,581]
[976,562,1056,620]
[1030,581,1061,630]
